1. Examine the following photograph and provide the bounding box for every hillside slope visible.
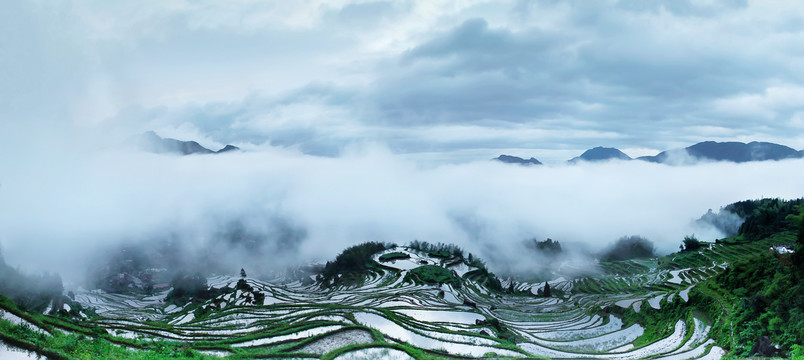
[0,199,802,359]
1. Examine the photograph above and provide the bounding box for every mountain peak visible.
[639,140,802,164]
[134,132,239,155]
[216,145,241,153]
[568,146,631,163]
[493,154,542,166]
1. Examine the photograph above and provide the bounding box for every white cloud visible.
[712,84,804,120]
[1,144,802,280]
[5,1,804,160]
[620,147,661,158]
[3,1,804,282]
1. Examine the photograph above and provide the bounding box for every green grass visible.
[613,294,692,349]
[0,315,221,360]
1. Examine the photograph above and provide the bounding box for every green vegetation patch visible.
[320,242,392,287]
[730,198,804,241]
[601,235,656,262]
[532,238,562,254]
[0,251,70,314]
[711,251,804,356]
[687,200,804,357]
[166,272,216,305]
[404,265,461,288]
[408,240,464,259]
[379,252,410,262]
[681,235,703,252]
[0,314,218,360]
[426,250,451,258]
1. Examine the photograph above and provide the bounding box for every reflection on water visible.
[0,340,46,360]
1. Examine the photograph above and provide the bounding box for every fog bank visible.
[1,143,802,281]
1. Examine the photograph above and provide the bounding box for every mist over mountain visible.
[694,210,742,239]
[491,141,803,166]
[134,131,240,155]
[567,147,632,163]
[5,1,804,358]
[493,154,542,166]
[3,140,804,286]
[216,145,240,153]
[638,141,802,164]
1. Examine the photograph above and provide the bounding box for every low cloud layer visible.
[3,1,804,282]
[1,143,802,281]
[3,1,804,163]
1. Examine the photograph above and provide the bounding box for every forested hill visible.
[0,198,802,359]
[702,198,804,357]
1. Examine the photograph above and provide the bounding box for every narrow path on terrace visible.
[697,288,736,350]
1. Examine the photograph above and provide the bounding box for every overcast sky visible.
[2,0,804,164]
[3,1,804,278]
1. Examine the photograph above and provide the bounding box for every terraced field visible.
[0,237,787,359]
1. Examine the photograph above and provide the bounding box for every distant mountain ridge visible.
[494,141,803,166]
[638,141,802,164]
[568,147,631,163]
[493,154,542,165]
[135,131,240,155]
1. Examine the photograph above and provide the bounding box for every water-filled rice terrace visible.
[3,238,783,359]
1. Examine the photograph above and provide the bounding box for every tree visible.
[534,238,562,254]
[166,272,209,305]
[798,214,804,271]
[320,242,390,286]
[682,235,702,252]
[544,282,551,297]
[236,278,252,292]
[253,291,265,304]
[240,268,247,278]
[786,206,804,269]
[600,235,655,261]
[736,198,804,241]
